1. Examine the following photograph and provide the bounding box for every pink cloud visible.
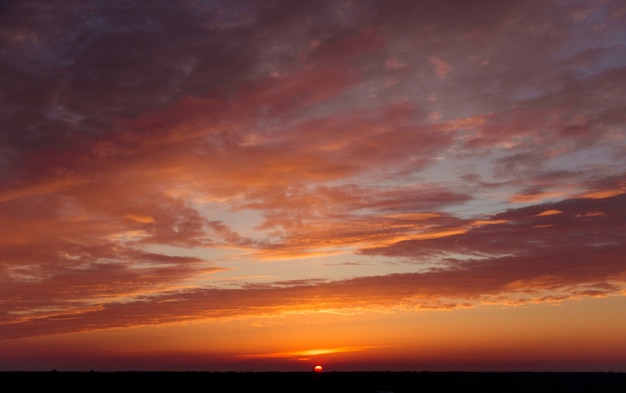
[429,56,451,78]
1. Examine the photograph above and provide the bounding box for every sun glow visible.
[238,346,375,360]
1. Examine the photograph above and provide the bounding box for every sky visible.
[1,0,626,372]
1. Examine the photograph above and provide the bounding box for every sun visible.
[314,365,323,372]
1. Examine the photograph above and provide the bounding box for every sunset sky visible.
[1,0,626,372]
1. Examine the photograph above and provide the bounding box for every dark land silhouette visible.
[2,371,625,392]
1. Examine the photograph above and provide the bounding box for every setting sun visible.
[314,365,323,372]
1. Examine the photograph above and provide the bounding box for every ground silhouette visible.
[2,371,625,392]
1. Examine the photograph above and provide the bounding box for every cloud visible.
[429,56,451,78]
[1,0,625,347]
[364,192,626,261]
[3,192,624,339]
[238,346,377,360]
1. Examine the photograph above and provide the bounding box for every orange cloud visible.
[124,214,155,224]
[533,209,563,217]
[580,189,625,199]
[3,192,625,339]
[509,191,567,203]
[238,346,376,360]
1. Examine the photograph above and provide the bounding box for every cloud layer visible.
[1,0,626,341]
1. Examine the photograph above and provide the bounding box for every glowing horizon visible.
[1,0,626,372]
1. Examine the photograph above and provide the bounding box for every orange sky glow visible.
[1,0,626,372]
